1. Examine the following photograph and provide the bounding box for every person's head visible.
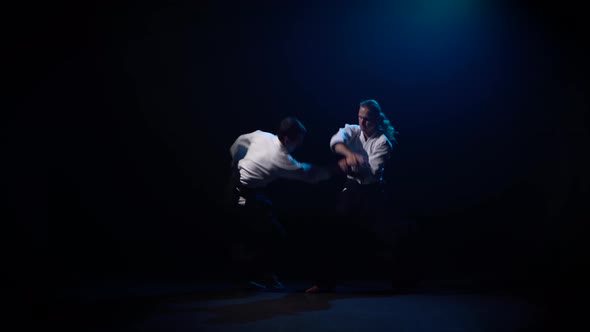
[277,116,307,153]
[358,99,398,143]
[358,99,382,137]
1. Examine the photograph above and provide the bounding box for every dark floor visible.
[49,277,580,332]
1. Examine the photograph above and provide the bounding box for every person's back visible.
[235,130,314,189]
[227,116,332,290]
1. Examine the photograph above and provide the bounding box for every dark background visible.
[14,0,587,291]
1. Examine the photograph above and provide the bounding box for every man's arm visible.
[333,143,366,168]
[330,125,367,168]
[368,140,392,177]
[274,154,333,184]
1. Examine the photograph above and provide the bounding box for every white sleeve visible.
[368,140,392,176]
[275,155,330,183]
[329,124,359,151]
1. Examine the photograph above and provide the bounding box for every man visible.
[306,99,399,293]
[228,116,332,290]
[331,99,396,216]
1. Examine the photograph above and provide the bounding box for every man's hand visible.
[338,155,369,175]
[345,153,369,173]
[345,153,367,168]
[338,158,349,173]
